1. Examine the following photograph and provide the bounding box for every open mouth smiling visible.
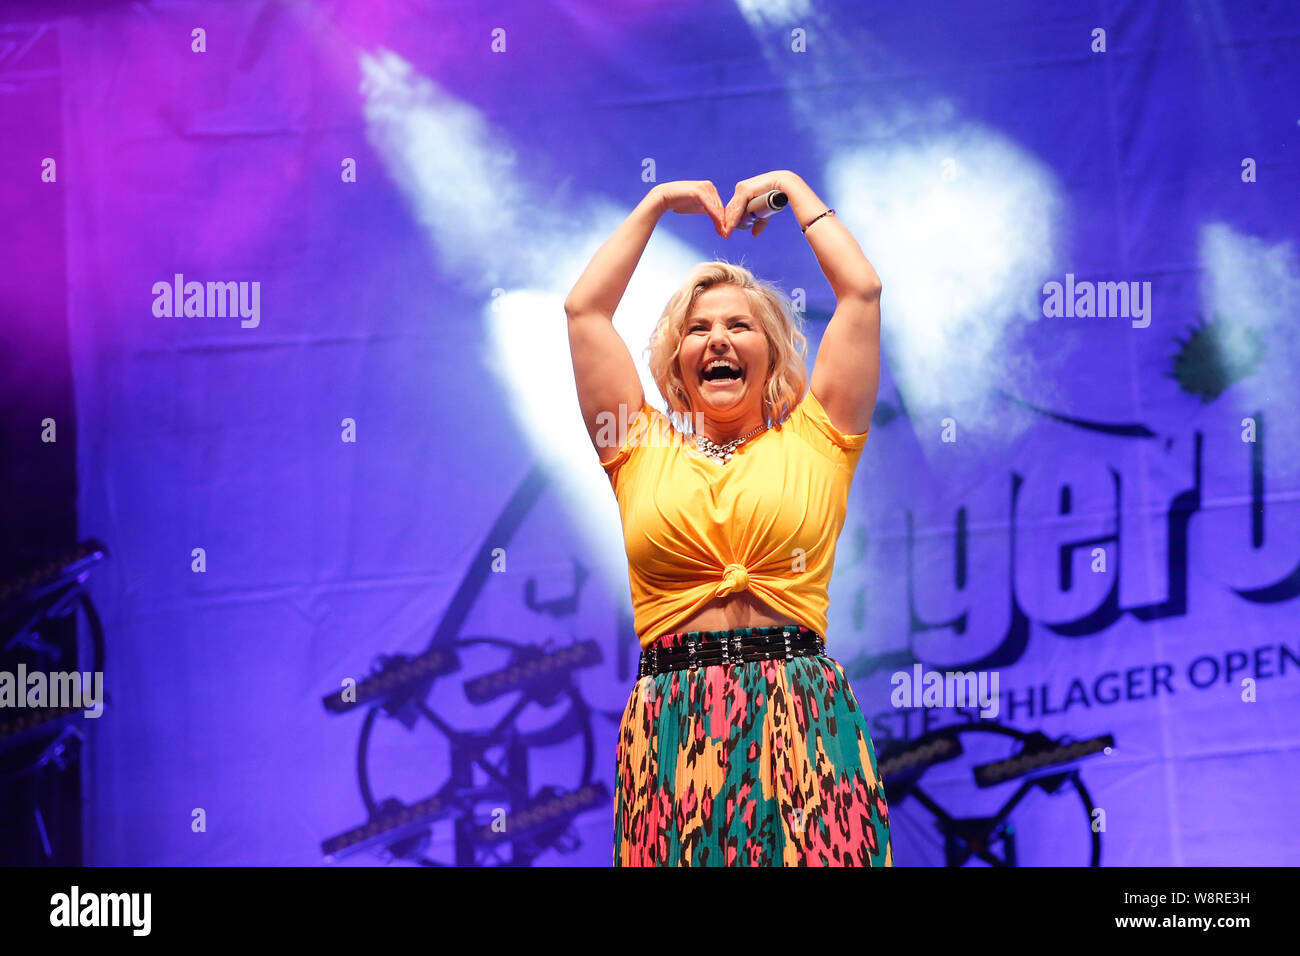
[699,358,744,387]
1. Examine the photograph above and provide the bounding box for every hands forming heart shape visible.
[657,170,796,239]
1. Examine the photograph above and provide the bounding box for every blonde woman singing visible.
[565,170,892,866]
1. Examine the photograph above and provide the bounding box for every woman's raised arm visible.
[565,181,728,463]
[723,170,882,437]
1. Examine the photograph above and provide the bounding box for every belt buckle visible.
[687,635,699,672]
[784,634,793,661]
[732,635,743,671]
[651,645,659,675]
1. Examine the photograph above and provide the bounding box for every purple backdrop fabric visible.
[50,0,1300,865]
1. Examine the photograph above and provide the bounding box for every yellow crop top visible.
[600,388,868,649]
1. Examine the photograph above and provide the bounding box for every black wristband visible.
[801,208,835,233]
[800,206,832,232]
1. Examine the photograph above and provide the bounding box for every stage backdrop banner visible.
[55,0,1300,865]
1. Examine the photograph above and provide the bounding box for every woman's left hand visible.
[723,169,802,237]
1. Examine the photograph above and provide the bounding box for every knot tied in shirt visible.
[715,563,751,597]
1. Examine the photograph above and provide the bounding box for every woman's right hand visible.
[653,181,731,238]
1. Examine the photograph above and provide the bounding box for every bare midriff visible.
[651,590,806,645]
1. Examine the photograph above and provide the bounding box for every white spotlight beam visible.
[733,2,1066,476]
[360,49,713,608]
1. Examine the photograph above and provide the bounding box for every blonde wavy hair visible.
[646,260,809,432]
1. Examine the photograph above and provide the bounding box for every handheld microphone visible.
[736,190,788,230]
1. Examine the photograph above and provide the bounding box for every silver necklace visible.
[693,421,768,464]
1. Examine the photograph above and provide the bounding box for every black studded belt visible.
[637,625,825,678]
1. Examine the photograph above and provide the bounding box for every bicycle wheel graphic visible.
[878,721,1106,867]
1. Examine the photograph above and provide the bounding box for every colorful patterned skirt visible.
[614,625,893,866]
